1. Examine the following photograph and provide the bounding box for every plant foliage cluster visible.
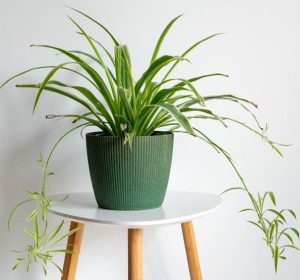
[2,7,299,274]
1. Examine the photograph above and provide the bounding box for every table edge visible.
[48,191,223,227]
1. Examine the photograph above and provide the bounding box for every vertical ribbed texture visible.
[86,132,174,210]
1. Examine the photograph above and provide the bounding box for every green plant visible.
[239,191,299,272]
[7,125,84,275]
[2,7,299,273]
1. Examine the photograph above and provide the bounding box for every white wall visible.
[1,0,299,279]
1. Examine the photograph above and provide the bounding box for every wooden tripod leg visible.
[181,222,203,280]
[61,221,85,280]
[128,228,143,280]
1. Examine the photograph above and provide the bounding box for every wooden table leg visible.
[128,228,143,280]
[61,221,84,280]
[181,222,203,280]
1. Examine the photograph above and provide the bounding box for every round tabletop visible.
[48,191,222,228]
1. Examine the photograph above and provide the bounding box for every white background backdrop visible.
[1,0,299,279]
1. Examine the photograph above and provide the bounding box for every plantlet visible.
[243,192,299,272]
[8,125,84,274]
[2,7,299,273]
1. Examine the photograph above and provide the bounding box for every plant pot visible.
[86,131,174,210]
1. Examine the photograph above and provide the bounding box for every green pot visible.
[86,131,174,210]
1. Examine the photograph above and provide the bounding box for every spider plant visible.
[2,7,299,273]
[7,125,84,275]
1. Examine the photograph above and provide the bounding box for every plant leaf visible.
[221,187,245,195]
[26,209,38,221]
[267,209,287,223]
[150,14,183,63]
[66,6,119,45]
[157,103,194,135]
[268,192,276,206]
[274,245,279,272]
[8,199,33,231]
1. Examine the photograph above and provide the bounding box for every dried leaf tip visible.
[46,114,60,119]
[251,102,258,108]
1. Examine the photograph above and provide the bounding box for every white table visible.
[48,191,222,280]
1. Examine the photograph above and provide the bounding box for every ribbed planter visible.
[86,131,174,210]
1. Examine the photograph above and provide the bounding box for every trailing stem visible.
[8,123,87,274]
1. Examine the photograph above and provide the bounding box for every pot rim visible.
[86,131,173,138]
